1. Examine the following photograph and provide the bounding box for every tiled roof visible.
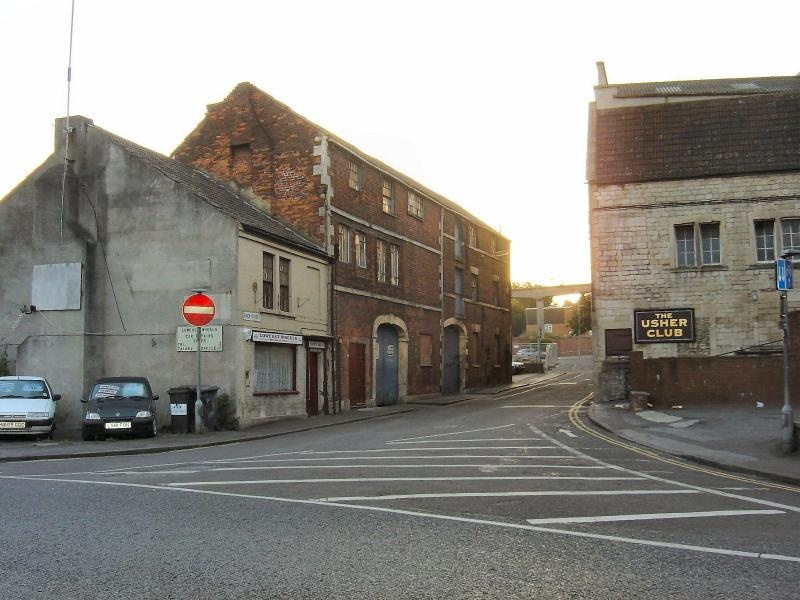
[591,91,800,184]
[614,76,800,98]
[93,124,325,255]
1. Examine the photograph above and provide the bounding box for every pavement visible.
[588,400,800,487]
[4,362,798,490]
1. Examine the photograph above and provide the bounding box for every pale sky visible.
[3,1,800,285]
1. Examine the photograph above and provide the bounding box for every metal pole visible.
[196,325,202,434]
[780,290,795,453]
[577,301,582,358]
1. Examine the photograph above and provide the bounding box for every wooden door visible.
[348,343,366,406]
[306,351,319,416]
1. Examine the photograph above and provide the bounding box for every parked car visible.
[511,360,524,374]
[514,347,546,361]
[81,377,159,441]
[0,376,60,438]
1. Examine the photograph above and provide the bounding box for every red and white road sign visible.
[182,293,216,327]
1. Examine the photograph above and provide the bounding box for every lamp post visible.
[778,251,799,454]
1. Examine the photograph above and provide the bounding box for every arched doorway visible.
[376,324,399,405]
[442,325,462,393]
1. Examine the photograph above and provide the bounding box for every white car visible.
[0,376,61,438]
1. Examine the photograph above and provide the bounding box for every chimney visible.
[596,61,608,86]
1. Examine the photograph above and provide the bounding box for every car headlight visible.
[85,412,101,420]
[27,412,50,419]
[136,410,152,418]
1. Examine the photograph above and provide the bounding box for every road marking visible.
[4,475,796,563]
[558,429,578,438]
[316,489,701,502]
[386,438,543,444]
[529,420,800,514]
[526,509,784,525]
[386,424,516,443]
[501,405,573,408]
[568,396,800,495]
[277,446,559,453]
[203,464,612,472]
[212,455,583,463]
[164,475,645,486]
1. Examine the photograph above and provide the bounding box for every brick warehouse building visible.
[174,83,511,408]
[587,67,800,404]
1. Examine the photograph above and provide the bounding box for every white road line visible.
[527,424,800,514]
[501,405,573,408]
[204,464,611,471]
[165,476,645,486]
[4,475,795,563]
[264,447,559,454]
[316,490,701,502]
[386,439,543,444]
[386,424,516,443]
[525,510,784,525]
[210,455,583,463]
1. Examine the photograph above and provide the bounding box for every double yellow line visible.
[569,395,800,494]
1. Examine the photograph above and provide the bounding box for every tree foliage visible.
[565,293,592,336]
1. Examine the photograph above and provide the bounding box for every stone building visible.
[587,68,800,402]
[0,116,332,431]
[174,83,511,407]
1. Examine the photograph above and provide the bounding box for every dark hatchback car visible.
[81,377,159,441]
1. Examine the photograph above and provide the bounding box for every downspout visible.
[439,206,445,392]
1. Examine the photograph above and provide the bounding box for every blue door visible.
[376,325,399,405]
[443,326,460,393]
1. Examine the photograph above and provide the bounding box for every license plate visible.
[0,421,25,430]
[105,421,131,430]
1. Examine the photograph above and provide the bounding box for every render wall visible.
[1,120,242,430]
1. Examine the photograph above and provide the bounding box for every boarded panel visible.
[31,263,82,310]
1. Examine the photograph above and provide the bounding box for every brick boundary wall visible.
[628,312,800,408]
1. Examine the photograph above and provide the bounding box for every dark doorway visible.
[306,351,319,416]
[348,343,366,406]
[443,325,461,393]
[376,325,399,405]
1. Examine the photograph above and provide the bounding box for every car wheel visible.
[47,424,55,440]
[145,419,158,439]
[82,430,95,442]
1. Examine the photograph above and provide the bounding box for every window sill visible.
[407,212,424,221]
[419,364,433,368]
[382,210,397,217]
[671,265,728,273]
[258,308,296,319]
[254,390,299,397]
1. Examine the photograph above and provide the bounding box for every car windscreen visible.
[90,382,148,400]
[0,380,50,399]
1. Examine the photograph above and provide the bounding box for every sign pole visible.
[196,325,202,434]
[184,288,214,434]
[777,255,796,454]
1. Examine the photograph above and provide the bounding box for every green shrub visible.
[0,349,9,377]
[215,393,239,431]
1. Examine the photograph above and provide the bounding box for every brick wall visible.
[175,82,511,402]
[174,83,324,244]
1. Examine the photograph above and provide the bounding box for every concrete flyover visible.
[512,283,591,301]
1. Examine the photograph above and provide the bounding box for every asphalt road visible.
[2,366,799,599]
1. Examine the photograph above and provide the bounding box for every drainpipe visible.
[439,206,445,392]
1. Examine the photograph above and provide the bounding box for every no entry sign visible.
[182,293,216,327]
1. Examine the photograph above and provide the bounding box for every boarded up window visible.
[605,328,632,356]
[419,334,433,366]
[230,144,252,184]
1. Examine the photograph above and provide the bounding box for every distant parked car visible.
[514,347,546,361]
[511,360,524,374]
[0,376,60,439]
[81,377,159,441]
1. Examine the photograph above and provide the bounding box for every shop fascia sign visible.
[248,331,303,345]
[633,308,694,343]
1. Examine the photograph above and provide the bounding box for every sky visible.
[3,0,800,285]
